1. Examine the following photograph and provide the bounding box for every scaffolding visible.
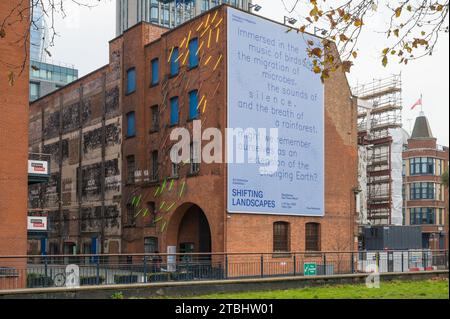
[355,74,403,226]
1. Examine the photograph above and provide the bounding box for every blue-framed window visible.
[410,182,435,200]
[410,157,435,175]
[188,38,199,68]
[151,58,159,85]
[189,90,199,120]
[170,97,179,125]
[126,68,136,94]
[170,47,179,76]
[410,207,435,225]
[126,112,136,137]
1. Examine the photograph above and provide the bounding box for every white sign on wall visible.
[226,7,324,216]
[28,160,49,175]
[27,216,48,231]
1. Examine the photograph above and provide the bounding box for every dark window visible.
[151,150,158,181]
[410,182,435,200]
[151,105,159,132]
[190,142,199,174]
[126,68,136,94]
[170,96,179,125]
[126,203,136,225]
[151,58,159,85]
[170,47,179,76]
[126,155,135,184]
[145,202,156,227]
[410,207,435,225]
[410,157,435,175]
[189,90,199,120]
[188,38,199,68]
[144,237,158,253]
[305,223,321,251]
[126,111,136,137]
[273,222,290,252]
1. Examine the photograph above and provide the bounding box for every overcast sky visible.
[48,0,449,146]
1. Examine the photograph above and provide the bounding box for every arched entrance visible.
[177,204,211,255]
[166,203,212,257]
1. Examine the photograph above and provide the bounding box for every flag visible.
[410,97,422,110]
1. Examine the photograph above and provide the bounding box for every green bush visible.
[111,292,124,299]
[27,273,54,288]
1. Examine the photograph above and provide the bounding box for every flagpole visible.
[420,93,423,113]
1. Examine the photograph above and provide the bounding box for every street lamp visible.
[283,16,297,25]
[249,3,262,12]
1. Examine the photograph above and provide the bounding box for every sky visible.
[47,0,449,146]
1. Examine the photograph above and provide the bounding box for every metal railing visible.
[0,250,447,291]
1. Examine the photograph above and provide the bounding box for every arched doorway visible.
[177,204,211,256]
[166,203,212,257]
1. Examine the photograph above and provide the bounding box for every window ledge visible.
[150,82,159,88]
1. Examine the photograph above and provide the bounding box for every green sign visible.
[304,263,317,276]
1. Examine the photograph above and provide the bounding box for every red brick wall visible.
[0,0,29,288]
[122,6,358,255]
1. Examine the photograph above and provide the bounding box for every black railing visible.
[0,249,447,290]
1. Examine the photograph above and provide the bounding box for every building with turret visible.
[402,113,448,250]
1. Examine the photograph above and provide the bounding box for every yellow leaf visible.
[395,7,402,18]
[298,26,306,33]
[339,34,349,42]
[354,19,363,27]
[313,65,321,74]
[382,56,388,67]
[382,48,389,55]
[310,47,323,57]
[352,51,358,58]
[0,28,5,38]
[393,29,399,37]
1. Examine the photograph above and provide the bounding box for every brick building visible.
[28,41,123,255]
[0,0,29,287]
[403,113,449,250]
[28,5,358,259]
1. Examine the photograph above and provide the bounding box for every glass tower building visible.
[29,2,78,102]
[116,0,251,35]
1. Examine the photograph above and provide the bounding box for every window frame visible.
[170,47,180,77]
[305,222,321,252]
[188,89,199,121]
[150,105,159,133]
[126,111,136,138]
[170,96,180,126]
[126,67,137,95]
[188,37,199,69]
[273,221,290,254]
[150,58,159,86]
[126,155,136,185]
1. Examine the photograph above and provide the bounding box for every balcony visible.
[28,153,51,185]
